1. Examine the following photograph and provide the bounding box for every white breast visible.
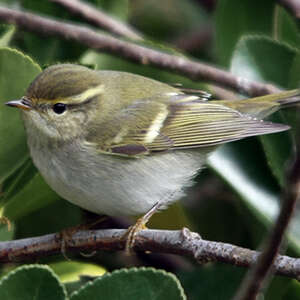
[29,138,207,216]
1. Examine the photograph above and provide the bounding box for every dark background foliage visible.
[0,0,300,299]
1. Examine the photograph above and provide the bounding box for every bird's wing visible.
[87,94,289,157]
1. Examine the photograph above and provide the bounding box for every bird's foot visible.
[124,202,161,254]
[57,215,108,259]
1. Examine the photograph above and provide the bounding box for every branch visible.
[279,0,300,18]
[0,7,280,97]
[49,0,143,40]
[234,152,300,299]
[1,227,300,279]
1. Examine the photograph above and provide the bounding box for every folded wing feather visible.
[90,94,289,157]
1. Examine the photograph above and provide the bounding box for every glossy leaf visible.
[1,158,36,205]
[0,265,67,300]
[209,36,300,253]
[274,6,300,49]
[0,48,41,183]
[178,264,300,300]
[208,140,280,227]
[231,36,300,186]
[178,265,244,300]
[215,0,275,66]
[15,197,82,238]
[0,25,15,47]
[209,142,300,253]
[71,267,186,300]
[50,261,106,283]
[231,36,299,87]
[3,164,61,221]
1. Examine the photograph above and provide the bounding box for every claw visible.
[123,202,162,254]
[57,216,107,259]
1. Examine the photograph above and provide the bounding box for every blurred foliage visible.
[0,265,186,300]
[0,0,300,299]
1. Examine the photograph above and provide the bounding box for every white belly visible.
[30,140,206,216]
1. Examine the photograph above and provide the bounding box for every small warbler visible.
[5,64,300,241]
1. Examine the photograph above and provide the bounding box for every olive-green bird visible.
[6,64,300,243]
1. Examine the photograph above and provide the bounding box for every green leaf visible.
[208,140,300,253]
[209,36,300,255]
[288,47,300,90]
[215,0,275,66]
[178,264,300,300]
[178,265,244,300]
[260,118,293,187]
[266,276,300,300]
[51,261,106,295]
[208,140,280,228]
[0,47,41,183]
[282,279,300,299]
[184,169,252,246]
[50,261,106,283]
[3,163,61,221]
[64,277,95,297]
[231,36,300,185]
[71,267,186,300]
[15,199,82,238]
[274,6,300,49]
[231,36,299,87]
[1,158,81,234]
[1,158,36,205]
[0,265,67,300]
[0,25,15,47]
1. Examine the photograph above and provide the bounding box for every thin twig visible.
[49,0,143,40]
[1,228,300,279]
[233,154,300,300]
[0,6,280,97]
[279,0,300,18]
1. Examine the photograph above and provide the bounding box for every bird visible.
[5,64,300,249]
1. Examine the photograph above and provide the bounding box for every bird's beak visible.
[5,97,32,111]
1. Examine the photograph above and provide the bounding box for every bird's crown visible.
[26,64,103,103]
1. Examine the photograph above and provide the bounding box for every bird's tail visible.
[214,89,300,118]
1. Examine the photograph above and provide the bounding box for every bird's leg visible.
[124,202,162,254]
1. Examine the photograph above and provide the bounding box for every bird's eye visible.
[53,103,66,114]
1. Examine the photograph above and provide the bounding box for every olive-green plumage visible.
[24,64,297,157]
[6,64,300,217]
